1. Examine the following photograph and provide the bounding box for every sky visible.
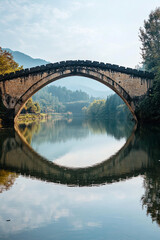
[0,0,160,68]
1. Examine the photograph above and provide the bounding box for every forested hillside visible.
[32,85,130,119]
[32,85,94,114]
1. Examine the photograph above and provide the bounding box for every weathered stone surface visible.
[0,60,155,123]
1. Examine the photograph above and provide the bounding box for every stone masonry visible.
[0,60,154,124]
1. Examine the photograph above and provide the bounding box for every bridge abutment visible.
[0,95,15,126]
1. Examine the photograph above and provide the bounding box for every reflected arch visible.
[0,124,153,186]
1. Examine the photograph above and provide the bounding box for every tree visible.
[139,7,160,72]
[137,8,160,121]
[21,98,41,114]
[0,47,23,75]
[86,99,108,118]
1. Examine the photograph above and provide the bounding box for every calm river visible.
[0,117,160,240]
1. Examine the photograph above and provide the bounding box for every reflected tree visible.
[83,118,133,139]
[140,125,160,226]
[19,122,41,144]
[142,170,160,226]
[18,117,133,145]
[0,170,17,193]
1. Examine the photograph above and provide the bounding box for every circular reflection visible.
[17,117,134,168]
[1,120,159,188]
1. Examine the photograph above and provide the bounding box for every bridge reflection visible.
[1,124,160,226]
[0,124,159,187]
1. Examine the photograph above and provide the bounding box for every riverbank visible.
[17,112,73,124]
[17,113,49,123]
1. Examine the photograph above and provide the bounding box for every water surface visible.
[0,117,160,240]
[22,118,132,168]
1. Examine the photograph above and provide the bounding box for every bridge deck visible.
[0,60,154,81]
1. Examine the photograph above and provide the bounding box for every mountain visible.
[3,48,113,98]
[3,48,49,68]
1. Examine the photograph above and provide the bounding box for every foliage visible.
[137,8,160,122]
[32,85,93,114]
[0,47,23,75]
[33,88,65,113]
[85,99,106,118]
[105,94,128,118]
[136,74,160,121]
[139,7,160,72]
[65,101,90,115]
[21,98,41,114]
[25,86,130,118]
[47,85,90,102]
[85,94,130,119]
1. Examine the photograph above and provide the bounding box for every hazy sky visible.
[0,0,159,68]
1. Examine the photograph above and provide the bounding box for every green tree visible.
[86,99,106,118]
[85,95,130,120]
[21,98,41,114]
[0,47,23,75]
[139,7,160,72]
[137,8,160,121]
[105,94,130,119]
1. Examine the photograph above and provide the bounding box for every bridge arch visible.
[0,60,154,124]
[15,67,136,120]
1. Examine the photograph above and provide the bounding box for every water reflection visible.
[0,118,138,186]
[0,119,160,238]
[142,172,160,226]
[17,118,133,168]
[0,120,160,187]
[0,170,17,193]
[18,117,133,145]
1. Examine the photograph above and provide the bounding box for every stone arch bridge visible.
[0,60,154,124]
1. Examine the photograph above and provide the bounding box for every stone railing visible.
[0,60,154,81]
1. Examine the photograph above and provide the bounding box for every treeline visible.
[32,85,94,114]
[22,85,130,119]
[83,94,131,120]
